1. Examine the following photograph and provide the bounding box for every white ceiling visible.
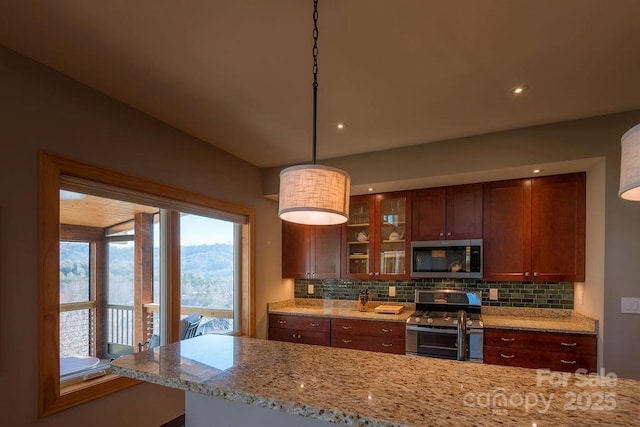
[1,0,640,168]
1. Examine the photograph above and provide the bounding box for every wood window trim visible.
[39,152,256,417]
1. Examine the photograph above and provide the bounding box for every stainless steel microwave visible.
[410,239,482,278]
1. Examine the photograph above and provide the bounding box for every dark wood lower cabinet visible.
[484,328,597,373]
[268,314,330,346]
[268,314,405,355]
[331,318,405,355]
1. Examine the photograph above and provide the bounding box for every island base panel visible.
[186,391,331,427]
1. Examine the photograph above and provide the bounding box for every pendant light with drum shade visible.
[278,0,351,226]
[619,124,640,200]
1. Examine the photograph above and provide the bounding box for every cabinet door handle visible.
[500,337,516,342]
[500,354,516,359]
[368,272,374,276]
[381,343,393,347]
[561,342,577,347]
[309,322,320,327]
[342,326,352,330]
[292,333,299,339]
[524,272,530,277]
[561,359,577,364]
[533,272,539,277]
[447,232,451,236]
[439,232,444,237]
[278,320,287,324]
[341,339,353,343]
[381,328,391,333]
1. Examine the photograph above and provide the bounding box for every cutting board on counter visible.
[374,305,404,314]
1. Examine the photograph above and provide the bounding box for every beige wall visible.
[2,35,640,426]
[0,45,284,426]
[264,108,640,380]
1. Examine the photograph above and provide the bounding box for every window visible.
[39,153,255,416]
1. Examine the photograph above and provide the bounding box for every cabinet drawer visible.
[484,346,596,373]
[331,318,404,338]
[269,314,330,333]
[484,329,596,355]
[331,333,405,354]
[269,327,330,346]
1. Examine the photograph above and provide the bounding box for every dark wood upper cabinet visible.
[531,173,586,282]
[282,221,341,279]
[483,178,532,281]
[412,183,483,241]
[342,192,411,280]
[483,173,585,282]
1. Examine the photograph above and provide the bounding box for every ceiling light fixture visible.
[531,168,542,174]
[512,85,528,95]
[278,0,351,225]
[337,123,344,129]
[619,123,640,200]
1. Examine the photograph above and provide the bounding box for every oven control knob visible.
[479,321,484,327]
[426,318,433,324]
[414,317,421,323]
[466,320,473,327]
[453,319,458,325]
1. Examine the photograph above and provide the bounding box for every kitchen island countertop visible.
[111,334,638,426]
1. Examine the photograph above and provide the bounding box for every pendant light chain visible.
[312,0,319,165]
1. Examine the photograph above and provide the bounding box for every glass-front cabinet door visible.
[343,196,374,279]
[342,192,410,280]
[376,192,410,279]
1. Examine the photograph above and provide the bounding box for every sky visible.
[153,214,234,246]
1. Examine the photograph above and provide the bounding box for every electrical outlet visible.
[389,286,396,297]
[621,297,640,314]
[307,284,314,295]
[489,288,498,300]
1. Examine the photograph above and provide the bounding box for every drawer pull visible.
[381,328,391,333]
[292,333,301,339]
[561,360,577,365]
[561,342,577,347]
[309,323,320,327]
[278,320,287,324]
[500,338,516,342]
[341,339,353,343]
[342,326,353,330]
[381,343,393,347]
[500,354,516,359]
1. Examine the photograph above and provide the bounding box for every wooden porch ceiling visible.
[60,192,159,228]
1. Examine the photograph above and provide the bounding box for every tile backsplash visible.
[294,278,575,309]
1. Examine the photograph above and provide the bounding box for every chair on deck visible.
[137,313,202,351]
[180,312,203,340]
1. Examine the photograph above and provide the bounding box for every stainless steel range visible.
[406,289,484,362]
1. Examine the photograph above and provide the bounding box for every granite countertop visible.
[112,334,638,426]
[482,306,598,335]
[268,298,413,323]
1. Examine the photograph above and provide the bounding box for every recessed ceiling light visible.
[367,187,375,192]
[337,123,344,129]
[531,168,542,174]
[512,85,528,95]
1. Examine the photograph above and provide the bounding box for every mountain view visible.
[60,242,234,309]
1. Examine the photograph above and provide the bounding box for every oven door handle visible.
[406,326,484,335]
[406,326,457,334]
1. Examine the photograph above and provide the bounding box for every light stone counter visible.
[268,298,414,323]
[482,307,598,334]
[111,334,639,427]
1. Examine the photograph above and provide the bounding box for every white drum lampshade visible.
[279,164,350,225]
[619,123,640,200]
